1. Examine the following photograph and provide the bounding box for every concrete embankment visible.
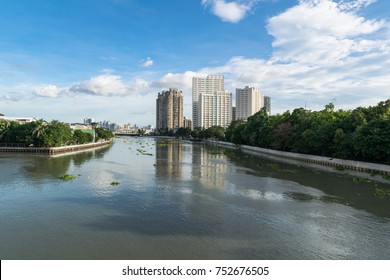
[207,140,390,175]
[0,140,113,156]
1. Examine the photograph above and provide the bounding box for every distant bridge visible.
[114,132,140,137]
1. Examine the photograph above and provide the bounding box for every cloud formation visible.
[32,74,150,98]
[170,0,390,111]
[201,0,255,23]
[33,85,63,98]
[142,57,154,67]
[24,0,390,122]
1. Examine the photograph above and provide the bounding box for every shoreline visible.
[205,139,390,177]
[0,139,113,156]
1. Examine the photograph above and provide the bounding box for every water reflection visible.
[1,137,390,260]
[155,140,183,180]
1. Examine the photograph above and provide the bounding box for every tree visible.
[95,127,114,141]
[41,120,73,147]
[73,130,93,144]
[138,128,146,136]
[204,126,225,140]
[225,119,245,144]
[175,127,191,138]
[31,119,47,146]
[354,118,390,164]
[0,120,10,141]
[240,108,273,148]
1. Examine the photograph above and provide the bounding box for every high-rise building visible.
[183,117,192,129]
[192,75,224,128]
[83,118,94,125]
[264,96,271,115]
[156,88,184,131]
[198,91,232,129]
[236,86,263,120]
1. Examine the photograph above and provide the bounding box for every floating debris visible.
[59,174,77,181]
[374,187,390,198]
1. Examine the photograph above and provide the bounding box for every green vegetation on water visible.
[59,174,77,181]
[374,187,390,198]
[110,181,120,186]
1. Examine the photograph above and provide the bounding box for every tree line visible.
[0,119,114,147]
[176,99,390,165]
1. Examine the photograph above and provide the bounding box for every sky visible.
[0,0,389,126]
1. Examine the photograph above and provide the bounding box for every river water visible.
[1,137,389,259]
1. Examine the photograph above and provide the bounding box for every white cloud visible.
[32,73,151,99]
[33,85,62,98]
[69,74,150,97]
[152,71,205,91]
[267,0,384,64]
[142,57,154,67]
[174,0,390,113]
[201,0,255,23]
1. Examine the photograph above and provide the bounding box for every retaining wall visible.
[0,140,112,156]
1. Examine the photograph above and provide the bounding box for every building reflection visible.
[191,144,228,190]
[155,140,184,180]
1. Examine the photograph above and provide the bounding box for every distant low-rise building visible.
[0,116,36,124]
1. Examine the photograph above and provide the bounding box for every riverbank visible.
[206,140,390,176]
[0,140,113,156]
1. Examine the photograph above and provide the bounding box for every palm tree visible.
[0,120,10,140]
[32,119,47,145]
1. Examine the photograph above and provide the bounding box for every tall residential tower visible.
[199,91,232,129]
[236,86,263,120]
[192,75,224,128]
[156,88,184,132]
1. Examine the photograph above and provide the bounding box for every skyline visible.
[1,0,390,126]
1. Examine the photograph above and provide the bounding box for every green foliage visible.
[374,187,390,198]
[110,181,120,186]
[175,127,192,138]
[204,126,226,140]
[353,118,390,164]
[225,120,246,144]
[41,120,73,147]
[224,99,390,165]
[191,127,205,139]
[59,174,77,181]
[138,128,146,136]
[73,130,93,144]
[95,127,114,141]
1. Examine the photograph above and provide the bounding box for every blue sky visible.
[1,0,389,126]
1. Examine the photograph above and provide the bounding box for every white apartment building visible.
[192,75,224,128]
[236,86,263,120]
[198,91,232,129]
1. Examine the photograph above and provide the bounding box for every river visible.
[1,137,389,259]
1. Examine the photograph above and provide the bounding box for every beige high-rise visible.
[236,86,263,120]
[156,88,184,131]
